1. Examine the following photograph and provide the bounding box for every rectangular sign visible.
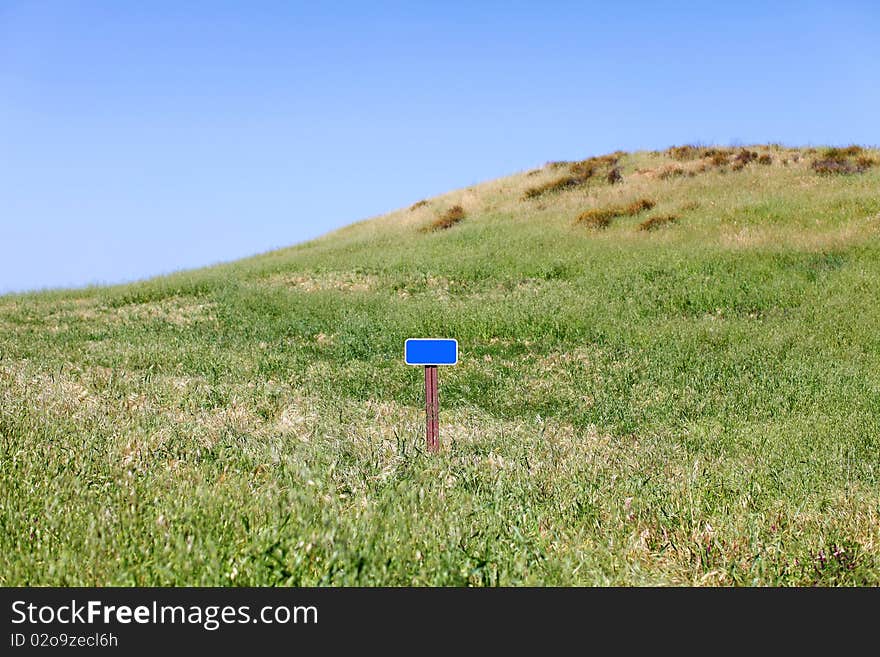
[404,338,458,366]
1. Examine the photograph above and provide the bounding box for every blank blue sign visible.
[405,339,458,366]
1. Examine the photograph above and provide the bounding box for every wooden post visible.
[425,365,439,452]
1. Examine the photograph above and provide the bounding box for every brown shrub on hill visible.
[606,166,623,185]
[567,162,597,178]
[735,149,759,165]
[667,145,701,161]
[657,166,687,180]
[702,147,730,158]
[574,198,655,229]
[409,200,429,211]
[709,152,730,166]
[638,214,679,231]
[825,145,864,160]
[569,153,620,176]
[523,173,591,199]
[626,198,656,214]
[758,154,773,165]
[811,158,870,175]
[668,145,740,163]
[425,205,466,231]
[576,211,613,229]
[809,145,874,175]
[524,153,622,199]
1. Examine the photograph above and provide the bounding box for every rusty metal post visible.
[425,365,439,452]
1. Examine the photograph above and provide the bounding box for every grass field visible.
[2,144,879,585]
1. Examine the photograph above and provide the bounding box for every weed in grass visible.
[638,213,679,231]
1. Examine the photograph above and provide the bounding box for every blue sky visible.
[2,1,878,293]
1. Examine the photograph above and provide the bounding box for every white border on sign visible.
[404,338,459,366]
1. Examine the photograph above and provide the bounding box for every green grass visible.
[2,144,879,585]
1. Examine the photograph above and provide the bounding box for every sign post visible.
[405,338,458,453]
[424,365,439,452]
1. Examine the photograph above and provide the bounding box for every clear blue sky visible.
[2,1,878,293]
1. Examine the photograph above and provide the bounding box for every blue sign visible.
[405,338,458,366]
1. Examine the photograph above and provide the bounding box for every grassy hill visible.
[2,144,879,585]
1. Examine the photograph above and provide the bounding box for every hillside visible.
[2,144,879,585]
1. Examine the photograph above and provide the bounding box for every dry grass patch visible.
[45,297,217,328]
[720,216,880,251]
[0,359,104,422]
[263,271,377,293]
